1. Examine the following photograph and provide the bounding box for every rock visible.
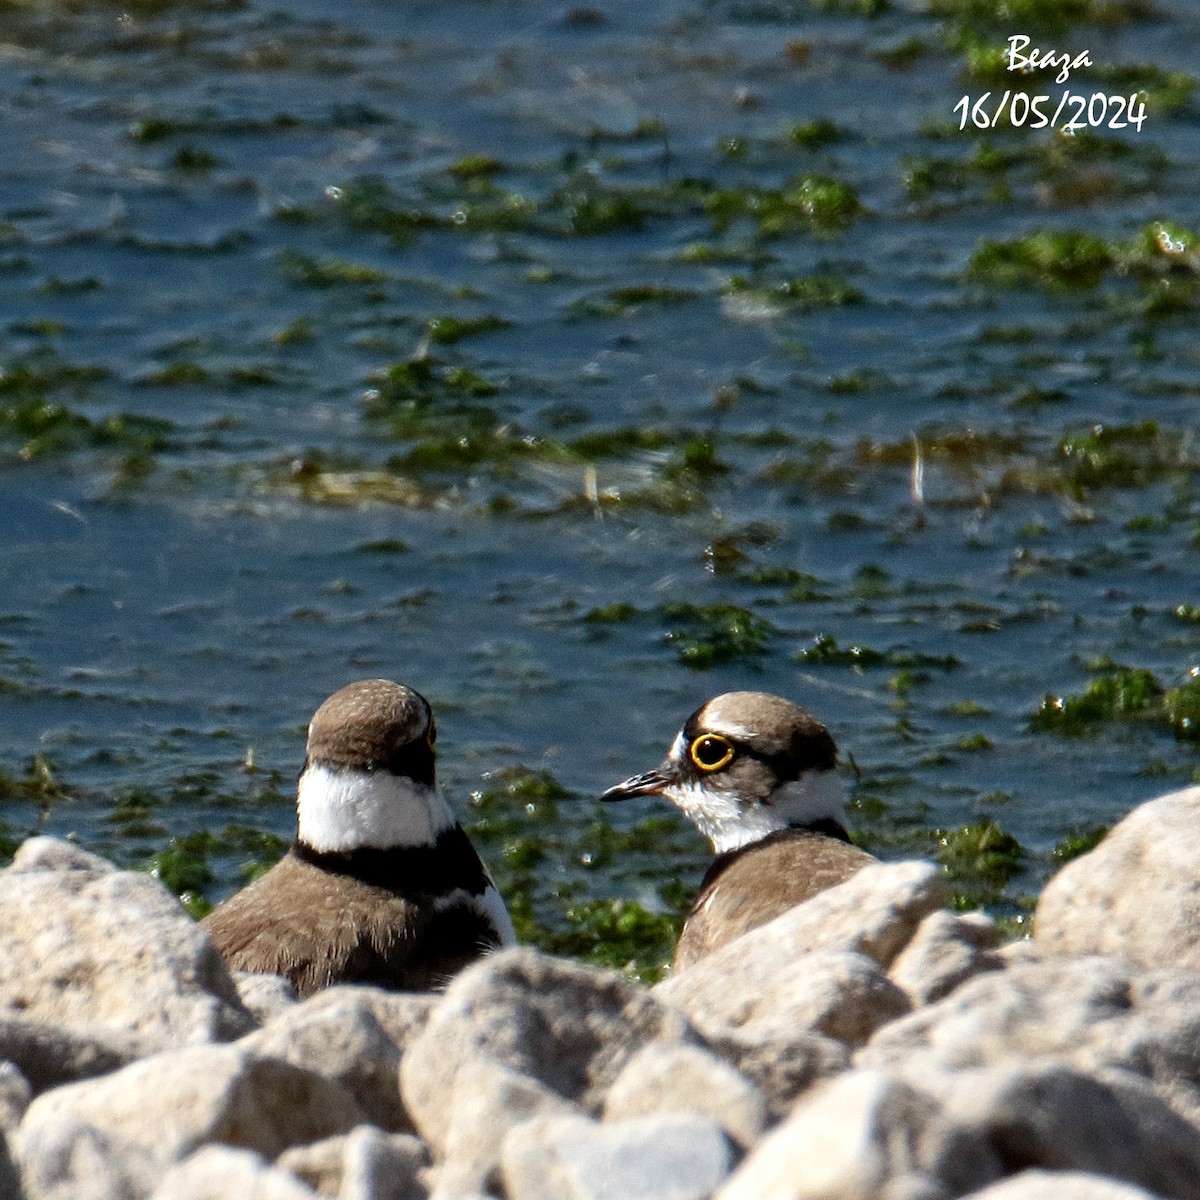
[604,1042,767,1150]
[400,947,696,1153]
[277,1127,427,1200]
[0,1132,19,1200]
[681,861,945,975]
[16,1118,157,1200]
[888,910,1004,1006]
[0,838,251,1045]
[702,1029,850,1119]
[1037,786,1200,971]
[0,1061,31,1132]
[234,971,298,1024]
[431,1060,577,1200]
[961,1170,1165,1199]
[859,955,1200,1122]
[0,1017,152,1095]
[657,948,909,1049]
[502,1112,732,1200]
[150,1145,319,1200]
[17,1043,365,1176]
[241,986,433,1131]
[930,1061,1200,1200]
[716,1068,999,1200]
[8,837,115,875]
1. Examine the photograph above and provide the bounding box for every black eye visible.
[690,734,735,772]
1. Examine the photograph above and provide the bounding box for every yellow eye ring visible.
[690,734,735,772]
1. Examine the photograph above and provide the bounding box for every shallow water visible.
[2,0,1198,973]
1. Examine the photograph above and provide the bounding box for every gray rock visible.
[241,985,433,1131]
[0,1061,31,1132]
[961,1170,1164,1200]
[888,910,1004,1006]
[603,1042,767,1150]
[17,1043,365,1176]
[431,1060,577,1200]
[400,947,696,1153]
[657,948,909,1049]
[234,971,298,1024]
[716,1068,999,1200]
[0,840,251,1044]
[930,1061,1200,1200]
[0,1017,152,1095]
[702,1029,850,1119]
[150,1145,319,1200]
[1037,786,1200,971]
[277,1127,427,1200]
[16,1118,157,1200]
[502,1112,732,1200]
[860,955,1200,1121]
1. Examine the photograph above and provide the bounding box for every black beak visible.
[599,765,677,802]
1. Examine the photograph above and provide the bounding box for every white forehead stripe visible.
[297,763,456,852]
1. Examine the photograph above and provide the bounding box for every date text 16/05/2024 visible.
[954,35,1147,133]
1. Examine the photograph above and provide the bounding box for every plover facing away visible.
[203,679,514,997]
[601,691,874,970]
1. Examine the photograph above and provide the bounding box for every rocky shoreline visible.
[4,786,1200,1200]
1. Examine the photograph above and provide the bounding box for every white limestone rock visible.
[929,1061,1200,1200]
[0,1061,31,1132]
[502,1112,732,1200]
[241,985,434,1131]
[234,971,298,1025]
[0,837,251,1045]
[701,1028,850,1119]
[276,1126,428,1200]
[888,910,1004,1006]
[657,948,910,1049]
[16,1117,157,1200]
[17,1043,364,1179]
[603,1042,768,1151]
[716,1068,998,1200]
[960,1170,1165,1200]
[0,1017,152,1096]
[860,954,1200,1122]
[676,860,946,976]
[400,947,696,1154]
[429,1060,577,1200]
[150,1145,319,1200]
[1037,786,1200,970]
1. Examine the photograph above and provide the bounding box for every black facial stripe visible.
[294,822,490,897]
[680,717,837,782]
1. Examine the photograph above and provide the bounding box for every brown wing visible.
[202,851,495,997]
[674,831,875,970]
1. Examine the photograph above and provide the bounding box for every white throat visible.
[297,762,456,852]
[665,768,847,855]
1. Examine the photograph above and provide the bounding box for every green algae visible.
[660,602,773,669]
[276,250,388,289]
[1031,666,1163,735]
[970,232,1115,290]
[934,817,1025,909]
[1052,824,1109,863]
[706,175,864,237]
[426,314,512,345]
[724,275,863,309]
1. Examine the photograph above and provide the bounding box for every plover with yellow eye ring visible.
[602,691,873,970]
